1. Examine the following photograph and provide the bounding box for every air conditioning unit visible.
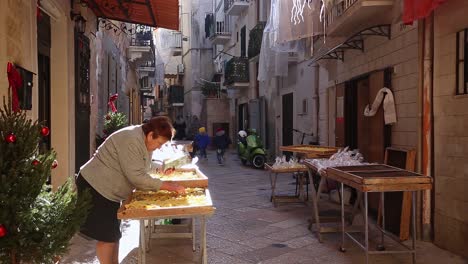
[177,64,185,74]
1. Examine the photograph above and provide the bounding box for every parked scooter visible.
[237,129,266,169]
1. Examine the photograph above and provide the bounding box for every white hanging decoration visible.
[291,0,313,25]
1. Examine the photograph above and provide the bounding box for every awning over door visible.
[83,0,179,30]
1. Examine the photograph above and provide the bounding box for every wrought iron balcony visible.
[206,13,231,45]
[138,61,156,76]
[135,30,153,41]
[224,57,249,87]
[248,22,265,59]
[224,0,250,16]
[168,85,184,106]
[201,82,225,98]
[325,0,394,37]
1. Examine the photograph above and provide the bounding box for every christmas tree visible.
[0,97,90,263]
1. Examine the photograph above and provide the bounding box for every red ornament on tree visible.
[105,114,111,120]
[41,126,50,137]
[0,224,7,238]
[51,160,58,169]
[32,159,40,166]
[5,133,16,143]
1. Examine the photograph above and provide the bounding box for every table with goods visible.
[326,164,432,264]
[265,156,310,207]
[117,143,215,264]
[279,145,341,159]
[302,148,367,243]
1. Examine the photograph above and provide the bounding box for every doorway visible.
[282,93,294,148]
[74,31,91,173]
[240,26,246,58]
[37,14,51,153]
[238,103,248,131]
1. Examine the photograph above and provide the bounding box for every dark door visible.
[241,26,246,57]
[248,99,260,132]
[75,32,91,173]
[37,14,51,153]
[282,93,293,148]
[335,83,345,147]
[238,103,248,131]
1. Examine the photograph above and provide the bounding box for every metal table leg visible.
[377,193,386,251]
[308,170,323,242]
[269,172,278,203]
[412,191,417,264]
[340,182,346,252]
[364,192,369,264]
[139,219,146,264]
[192,217,196,252]
[201,216,207,264]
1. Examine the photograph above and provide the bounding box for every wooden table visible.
[118,189,215,264]
[303,160,364,243]
[265,164,309,207]
[279,145,340,159]
[326,165,432,264]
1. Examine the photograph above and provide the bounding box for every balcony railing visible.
[168,32,182,49]
[131,29,153,46]
[168,85,184,105]
[140,61,155,68]
[326,0,358,27]
[135,30,153,41]
[248,22,265,58]
[224,0,250,16]
[224,57,249,86]
[130,38,151,46]
[324,0,394,36]
[206,13,231,44]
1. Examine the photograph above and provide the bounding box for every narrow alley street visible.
[62,150,465,264]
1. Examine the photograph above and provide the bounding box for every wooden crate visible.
[117,189,215,220]
[150,168,208,188]
[279,145,341,158]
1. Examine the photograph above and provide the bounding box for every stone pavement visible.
[62,150,466,264]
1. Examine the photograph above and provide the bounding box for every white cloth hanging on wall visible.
[363,87,397,125]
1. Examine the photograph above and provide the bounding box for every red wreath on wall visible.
[7,62,22,112]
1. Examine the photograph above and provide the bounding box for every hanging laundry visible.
[364,87,397,125]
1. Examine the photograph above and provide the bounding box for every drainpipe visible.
[421,14,434,241]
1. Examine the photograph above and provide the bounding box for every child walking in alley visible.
[194,127,210,160]
[213,128,231,165]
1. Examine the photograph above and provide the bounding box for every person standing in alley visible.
[187,115,201,158]
[194,127,210,160]
[213,127,231,165]
[75,117,185,264]
[173,115,186,140]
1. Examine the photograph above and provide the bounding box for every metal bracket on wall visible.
[308,24,391,65]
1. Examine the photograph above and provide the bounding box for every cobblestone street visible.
[62,150,466,264]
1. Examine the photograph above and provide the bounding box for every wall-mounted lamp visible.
[70,11,87,34]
